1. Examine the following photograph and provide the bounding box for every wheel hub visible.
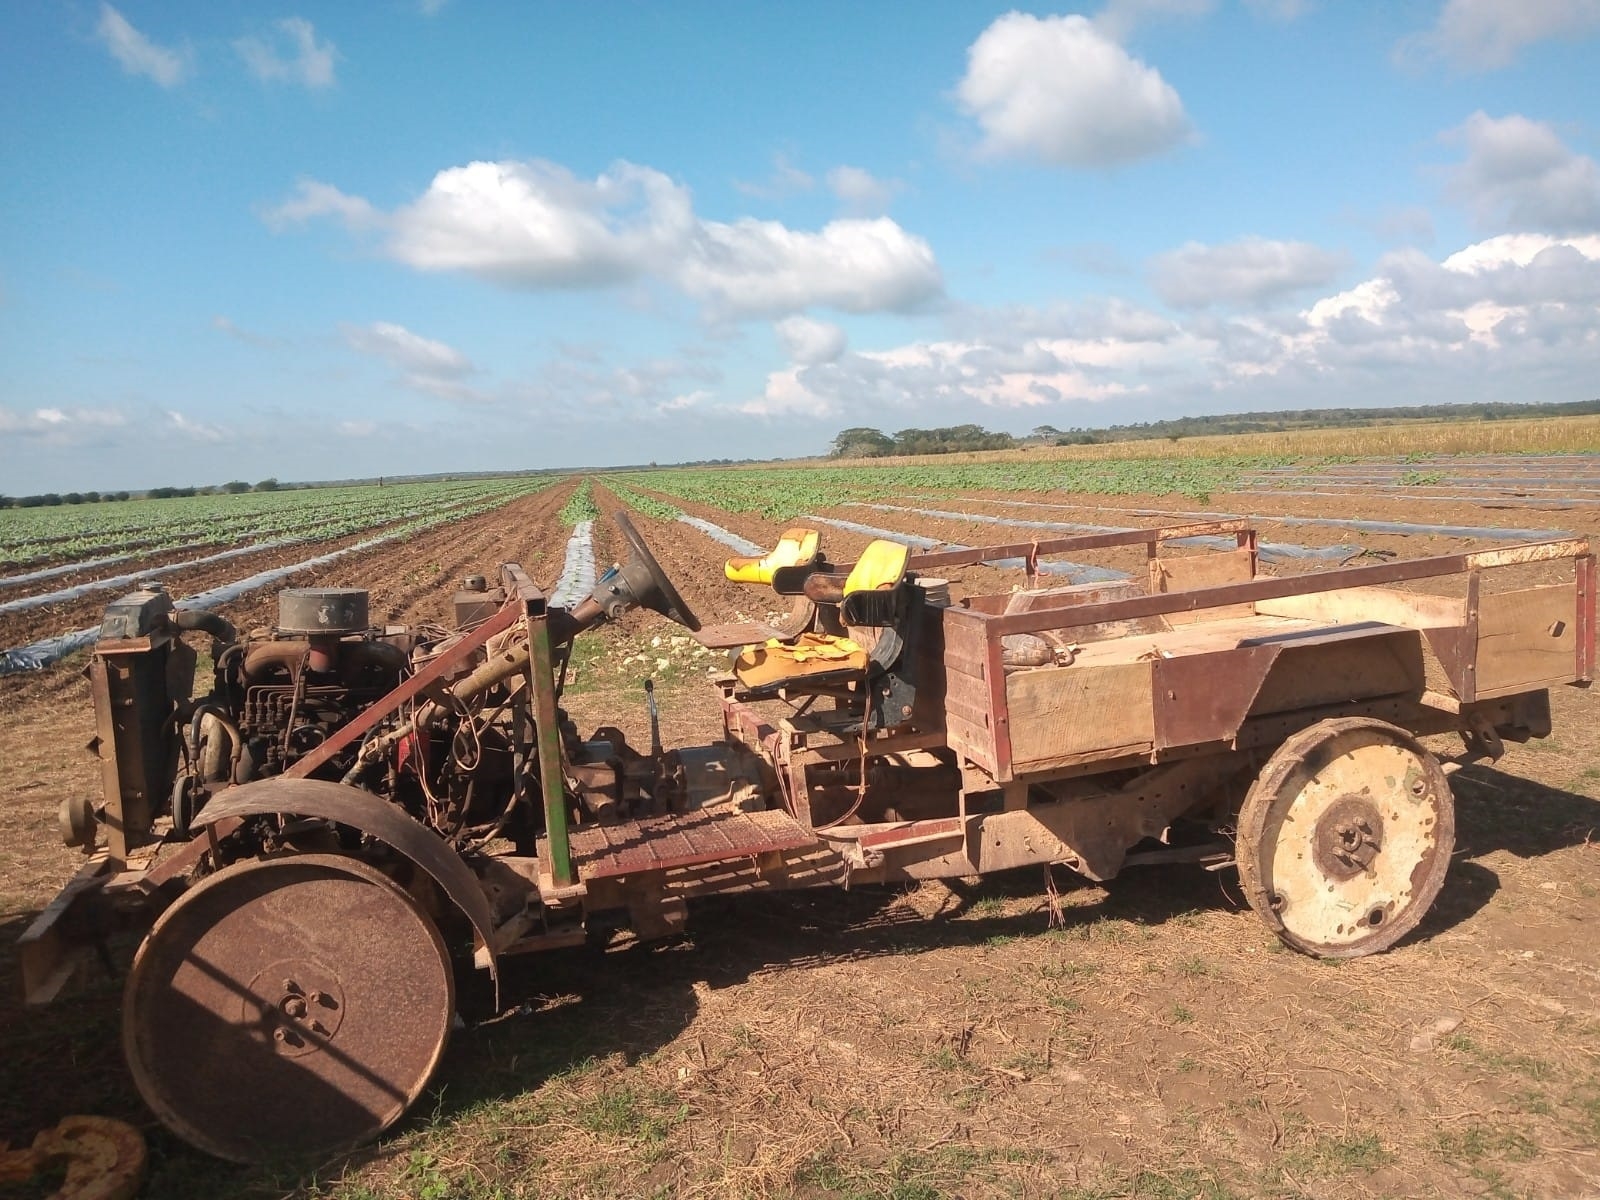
[1313,796,1384,879]
[245,960,346,1058]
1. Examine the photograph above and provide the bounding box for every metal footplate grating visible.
[567,808,815,881]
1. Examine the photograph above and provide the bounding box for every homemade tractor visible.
[18,513,1595,1162]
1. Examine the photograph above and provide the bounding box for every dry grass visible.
[816,414,1600,469]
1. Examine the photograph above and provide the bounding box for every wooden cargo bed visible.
[910,522,1593,784]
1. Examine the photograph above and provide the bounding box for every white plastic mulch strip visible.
[920,496,1572,542]
[854,503,1360,564]
[675,515,762,556]
[550,520,597,607]
[4,525,432,675]
[800,514,1130,584]
[1228,487,1600,509]
[0,536,316,616]
[0,552,142,591]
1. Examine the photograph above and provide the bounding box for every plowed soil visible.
[3,472,1599,1200]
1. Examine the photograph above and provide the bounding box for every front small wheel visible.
[1236,717,1454,958]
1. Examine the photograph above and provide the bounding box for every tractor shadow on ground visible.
[424,767,1600,1142]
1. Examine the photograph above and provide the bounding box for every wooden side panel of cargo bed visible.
[1476,582,1579,698]
[1006,661,1154,771]
[937,609,1002,776]
[1149,549,1255,625]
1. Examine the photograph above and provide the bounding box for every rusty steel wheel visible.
[123,853,454,1163]
[1236,717,1454,959]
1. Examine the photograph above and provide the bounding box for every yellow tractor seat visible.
[725,528,821,586]
[839,539,908,624]
[732,632,868,690]
[732,539,912,694]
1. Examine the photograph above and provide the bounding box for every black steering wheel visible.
[613,511,702,631]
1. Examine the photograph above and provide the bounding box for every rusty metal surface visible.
[1152,646,1278,750]
[907,519,1250,572]
[989,536,1590,638]
[11,1115,147,1200]
[693,619,784,649]
[123,853,453,1163]
[193,778,499,983]
[142,600,529,892]
[1234,717,1454,959]
[18,855,114,1006]
[285,598,522,782]
[567,808,814,881]
[1578,554,1595,682]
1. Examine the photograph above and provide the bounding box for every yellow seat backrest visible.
[725,527,820,585]
[843,540,908,595]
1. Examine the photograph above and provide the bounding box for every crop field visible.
[3,427,1600,1199]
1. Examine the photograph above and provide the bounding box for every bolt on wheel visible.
[1235,717,1455,958]
[123,853,454,1163]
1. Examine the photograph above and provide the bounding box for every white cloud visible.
[1095,0,1214,40]
[94,3,188,87]
[261,180,379,231]
[657,390,711,413]
[677,216,941,315]
[268,158,943,317]
[211,315,279,347]
[1243,0,1312,19]
[826,166,902,215]
[1289,233,1600,370]
[235,17,337,89]
[743,310,1200,418]
[733,153,815,200]
[1407,0,1600,69]
[1150,237,1348,308]
[740,229,1600,424]
[382,160,693,286]
[0,406,128,436]
[956,12,1191,168]
[343,321,474,378]
[165,410,226,442]
[342,321,485,401]
[775,316,847,365]
[1446,112,1600,234]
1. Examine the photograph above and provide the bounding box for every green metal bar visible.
[527,611,573,885]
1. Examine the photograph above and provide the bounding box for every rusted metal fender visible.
[192,778,499,987]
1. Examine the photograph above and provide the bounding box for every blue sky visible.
[2,1,1599,492]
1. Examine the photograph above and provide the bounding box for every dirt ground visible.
[3,473,1599,1199]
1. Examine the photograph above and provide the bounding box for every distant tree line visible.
[831,424,1021,458]
[0,490,133,507]
[830,399,1600,457]
[0,478,282,508]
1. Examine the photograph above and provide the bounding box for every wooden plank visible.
[1150,549,1254,625]
[1250,628,1424,715]
[942,648,990,678]
[941,670,993,729]
[1003,579,1164,642]
[908,520,1251,571]
[939,612,990,659]
[1256,585,1463,629]
[1476,583,1579,694]
[1006,661,1154,768]
[946,714,997,775]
